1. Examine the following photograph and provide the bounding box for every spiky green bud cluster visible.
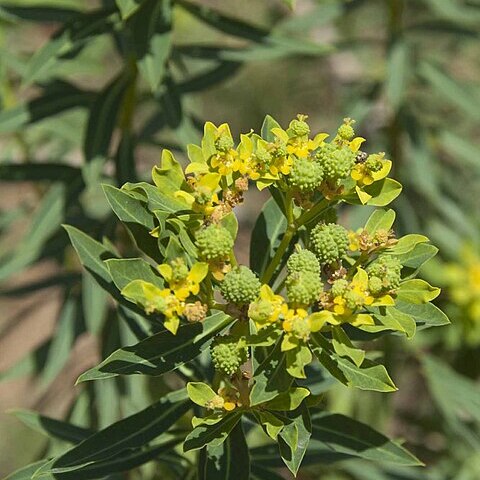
[289,158,324,191]
[287,248,320,275]
[210,335,248,376]
[215,134,234,152]
[220,266,261,304]
[273,141,288,157]
[196,225,234,260]
[337,120,355,140]
[255,145,272,164]
[286,271,323,305]
[248,299,274,324]
[310,223,349,265]
[170,258,189,283]
[367,255,402,294]
[289,118,310,137]
[315,144,355,181]
[331,278,349,298]
[344,289,366,310]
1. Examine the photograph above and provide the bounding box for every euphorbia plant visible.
[16,115,448,479]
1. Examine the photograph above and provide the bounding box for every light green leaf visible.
[364,209,396,234]
[369,307,416,338]
[388,234,429,255]
[4,460,51,480]
[116,0,144,19]
[394,301,450,329]
[152,149,185,194]
[332,327,365,366]
[105,258,163,291]
[365,178,403,206]
[261,114,282,142]
[286,344,312,379]
[265,387,310,411]
[187,382,217,407]
[396,279,440,304]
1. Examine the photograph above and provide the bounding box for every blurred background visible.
[0,0,479,478]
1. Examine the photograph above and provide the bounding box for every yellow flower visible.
[158,261,209,302]
[248,285,286,329]
[175,173,221,216]
[351,153,392,187]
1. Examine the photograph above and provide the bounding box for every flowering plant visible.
[33,115,447,478]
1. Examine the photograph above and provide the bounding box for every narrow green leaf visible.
[77,312,232,381]
[116,0,144,19]
[198,422,250,480]
[250,197,287,277]
[10,410,93,444]
[184,412,242,452]
[4,460,50,480]
[250,340,293,406]
[311,412,423,466]
[51,396,189,469]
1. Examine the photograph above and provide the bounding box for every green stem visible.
[261,226,295,285]
[229,249,238,268]
[297,198,331,227]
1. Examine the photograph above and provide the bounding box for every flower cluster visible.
[112,114,445,456]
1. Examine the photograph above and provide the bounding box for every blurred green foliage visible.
[0,0,479,479]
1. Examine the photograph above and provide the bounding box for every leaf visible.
[184,412,242,452]
[187,382,218,407]
[105,258,163,291]
[396,279,440,304]
[385,40,410,111]
[77,312,231,381]
[370,307,416,338]
[198,422,250,480]
[10,410,93,444]
[116,0,144,19]
[151,149,186,195]
[250,340,293,406]
[3,460,50,480]
[0,5,81,23]
[364,209,396,234]
[311,412,423,466]
[395,243,438,273]
[261,114,282,142]
[0,184,65,281]
[126,0,172,92]
[103,184,155,229]
[63,225,118,296]
[419,61,480,121]
[84,71,132,162]
[388,234,429,255]
[50,394,190,469]
[278,405,311,476]
[0,163,81,183]
[0,80,94,134]
[250,197,287,277]
[365,178,403,206]
[332,327,365,366]
[82,272,108,335]
[394,301,450,329]
[23,7,115,85]
[124,181,189,212]
[265,387,310,411]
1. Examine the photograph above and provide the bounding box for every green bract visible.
[48,114,447,478]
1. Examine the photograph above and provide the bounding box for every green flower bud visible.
[170,258,189,283]
[248,299,274,324]
[344,289,365,310]
[365,153,384,173]
[220,266,261,304]
[331,278,349,298]
[210,335,249,376]
[315,145,355,181]
[290,316,311,341]
[289,118,310,137]
[310,223,349,265]
[337,118,355,140]
[196,225,234,261]
[367,255,402,292]
[273,141,288,157]
[286,271,323,305]
[288,158,324,191]
[255,145,272,164]
[215,134,234,152]
[287,248,320,275]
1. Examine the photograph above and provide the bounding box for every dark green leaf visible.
[10,410,93,444]
[394,301,450,329]
[77,312,232,381]
[250,197,287,277]
[198,421,250,480]
[310,412,422,466]
[105,258,163,291]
